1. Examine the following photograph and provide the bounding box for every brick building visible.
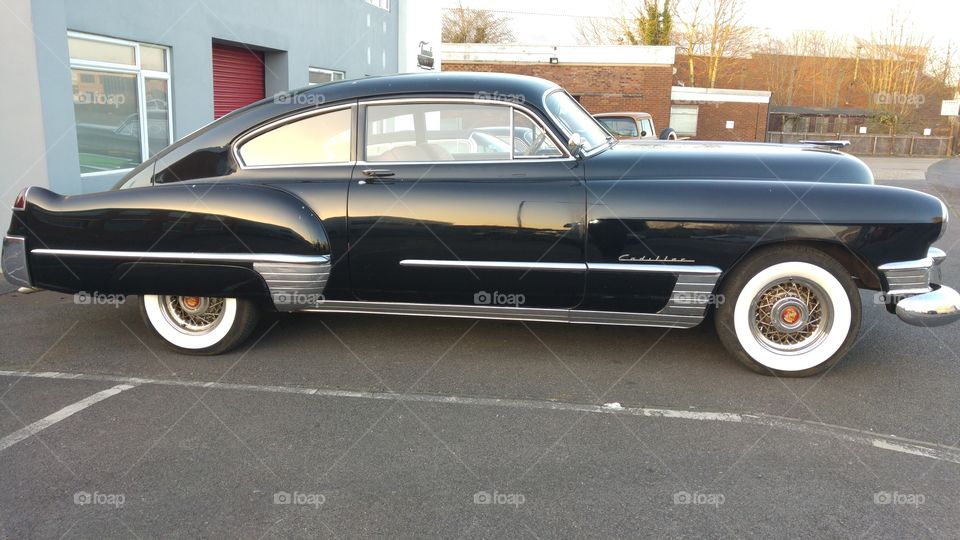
[442,43,772,142]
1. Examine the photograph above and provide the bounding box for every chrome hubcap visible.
[160,295,226,335]
[750,279,832,354]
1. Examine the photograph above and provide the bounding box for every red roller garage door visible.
[212,43,265,118]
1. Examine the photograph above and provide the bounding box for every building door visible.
[212,43,264,118]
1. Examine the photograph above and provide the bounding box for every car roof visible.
[278,72,561,108]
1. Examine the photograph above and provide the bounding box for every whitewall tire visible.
[140,295,260,355]
[716,247,861,376]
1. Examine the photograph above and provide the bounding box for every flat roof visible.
[443,43,676,66]
[671,86,772,104]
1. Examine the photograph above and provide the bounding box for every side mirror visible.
[567,133,585,157]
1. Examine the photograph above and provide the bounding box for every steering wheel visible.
[524,132,547,156]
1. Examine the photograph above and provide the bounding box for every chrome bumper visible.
[1,235,31,288]
[880,247,960,327]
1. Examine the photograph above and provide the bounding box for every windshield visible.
[544,91,610,152]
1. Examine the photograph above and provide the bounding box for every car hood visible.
[588,140,874,184]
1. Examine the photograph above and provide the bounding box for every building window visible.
[308,67,345,85]
[365,0,390,10]
[670,105,699,136]
[68,32,172,176]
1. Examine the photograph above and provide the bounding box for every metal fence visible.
[766,132,953,157]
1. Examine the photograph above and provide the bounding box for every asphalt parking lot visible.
[1,160,959,538]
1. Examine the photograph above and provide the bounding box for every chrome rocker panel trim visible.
[331,260,724,328]
[303,300,707,328]
[2,235,31,288]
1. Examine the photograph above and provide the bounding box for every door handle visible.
[362,169,396,178]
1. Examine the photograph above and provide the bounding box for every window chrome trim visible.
[232,103,357,170]
[358,96,572,161]
[31,248,330,265]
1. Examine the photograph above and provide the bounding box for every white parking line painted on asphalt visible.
[1,370,959,465]
[0,383,137,452]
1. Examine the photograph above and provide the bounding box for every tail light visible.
[13,187,27,210]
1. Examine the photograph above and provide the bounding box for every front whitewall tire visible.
[732,262,851,372]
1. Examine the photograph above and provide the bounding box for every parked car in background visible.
[595,111,678,141]
[3,72,957,377]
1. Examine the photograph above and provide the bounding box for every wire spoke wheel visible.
[160,296,227,335]
[749,277,833,355]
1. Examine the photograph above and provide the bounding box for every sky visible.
[444,0,959,49]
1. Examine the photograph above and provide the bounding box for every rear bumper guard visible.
[1,235,31,288]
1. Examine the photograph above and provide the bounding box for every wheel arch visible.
[720,240,882,294]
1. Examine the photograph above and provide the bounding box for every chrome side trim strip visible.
[31,249,330,265]
[400,259,586,271]
[399,259,723,276]
[304,300,705,328]
[2,235,31,288]
[588,263,722,275]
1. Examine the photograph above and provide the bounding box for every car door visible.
[347,99,585,309]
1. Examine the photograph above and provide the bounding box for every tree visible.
[442,3,514,44]
[673,0,751,88]
[576,0,672,46]
[861,12,934,133]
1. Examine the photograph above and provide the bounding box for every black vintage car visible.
[2,73,957,376]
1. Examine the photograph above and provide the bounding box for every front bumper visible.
[1,235,31,288]
[879,247,960,327]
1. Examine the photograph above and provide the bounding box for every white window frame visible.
[308,67,346,85]
[670,105,699,136]
[68,31,174,178]
[365,0,390,10]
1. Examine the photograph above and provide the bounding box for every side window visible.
[366,103,511,162]
[513,110,562,158]
[238,108,352,167]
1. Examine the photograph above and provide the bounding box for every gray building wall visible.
[27,0,400,194]
[0,0,50,235]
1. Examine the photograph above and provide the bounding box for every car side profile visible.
[3,72,957,376]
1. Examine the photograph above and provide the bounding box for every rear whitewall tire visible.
[140,295,260,355]
[716,247,862,377]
